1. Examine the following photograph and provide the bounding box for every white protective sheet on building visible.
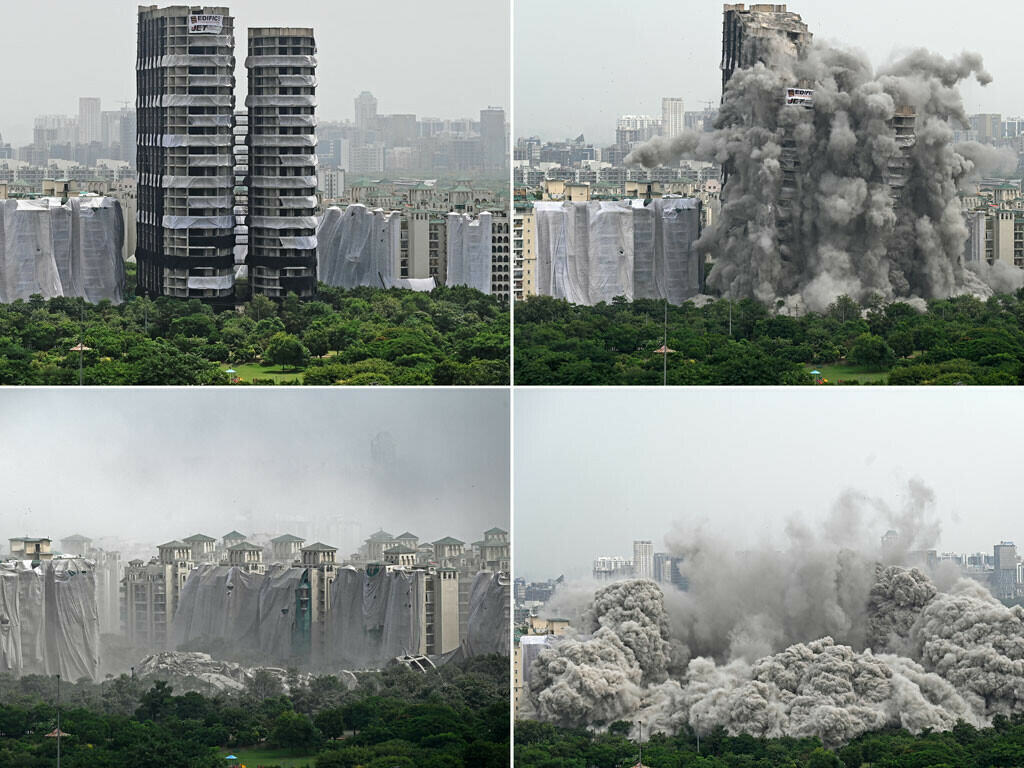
[535,198,703,306]
[0,559,100,681]
[446,211,492,294]
[461,571,510,658]
[326,566,425,669]
[386,277,436,292]
[171,564,305,661]
[317,204,399,289]
[0,197,125,304]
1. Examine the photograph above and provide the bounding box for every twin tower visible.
[136,6,317,306]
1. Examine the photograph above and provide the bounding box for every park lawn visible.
[221,361,305,383]
[806,360,890,384]
[222,351,341,384]
[220,747,318,767]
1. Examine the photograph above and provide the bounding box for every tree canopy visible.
[0,277,508,385]
[514,292,1024,385]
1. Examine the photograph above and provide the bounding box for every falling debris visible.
[525,485,1024,746]
[626,21,1021,312]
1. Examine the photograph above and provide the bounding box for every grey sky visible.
[515,388,1020,581]
[1,0,510,147]
[0,388,509,558]
[515,0,1017,145]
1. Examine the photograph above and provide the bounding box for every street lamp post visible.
[56,673,61,768]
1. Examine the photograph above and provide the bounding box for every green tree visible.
[271,710,320,754]
[847,333,894,370]
[265,332,310,371]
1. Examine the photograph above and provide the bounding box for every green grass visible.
[806,360,890,383]
[222,352,342,384]
[221,361,305,384]
[220,747,317,767]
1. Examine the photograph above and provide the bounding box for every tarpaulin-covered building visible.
[325,565,426,669]
[0,558,100,681]
[170,564,311,662]
[534,198,702,305]
[0,197,126,304]
[317,204,400,289]
[461,571,510,658]
[446,211,493,294]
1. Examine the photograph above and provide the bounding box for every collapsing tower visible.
[719,4,916,257]
[245,28,319,298]
[136,6,237,305]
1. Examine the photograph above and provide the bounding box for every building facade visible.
[245,26,319,298]
[136,5,237,304]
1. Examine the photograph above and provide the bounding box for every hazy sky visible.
[515,0,1020,144]
[1,0,510,147]
[0,388,509,557]
[515,388,1022,581]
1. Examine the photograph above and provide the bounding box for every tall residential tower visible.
[245,27,319,297]
[136,6,237,304]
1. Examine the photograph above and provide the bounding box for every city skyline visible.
[514,388,1024,580]
[1,0,510,147]
[514,0,1022,145]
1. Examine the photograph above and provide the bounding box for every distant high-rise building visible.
[246,26,318,298]
[480,106,507,171]
[633,540,654,580]
[136,5,236,304]
[592,556,631,580]
[79,97,102,144]
[994,541,1018,600]
[119,108,137,166]
[1003,117,1024,139]
[969,113,1002,144]
[661,97,686,140]
[616,115,660,150]
[354,90,378,130]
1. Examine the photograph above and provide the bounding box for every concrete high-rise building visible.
[246,26,319,298]
[300,541,337,663]
[354,90,377,130]
[994,541,1018,600]
[480,106,507,171]
[424,567,460,655]
[721,4,811,93]
[491,211,510,298]
[633,540,654,580]
[121,541,195,647]
[593,556,632,581]
[969,113,1002,144]
[615,115,660,150]
[513,204,536,300]
[136,6,236,304]
[119,108,137,166]
[662,97,686,140]
[79,97,102,144]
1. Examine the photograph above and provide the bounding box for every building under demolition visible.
[136,5,238,305]
[721,4,811,92]
[0,197,126,303]
[245,26,319,298]
[533,198,703,305]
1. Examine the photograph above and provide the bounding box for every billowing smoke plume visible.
[524,485,1024,746]
[626,41,1021,312]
